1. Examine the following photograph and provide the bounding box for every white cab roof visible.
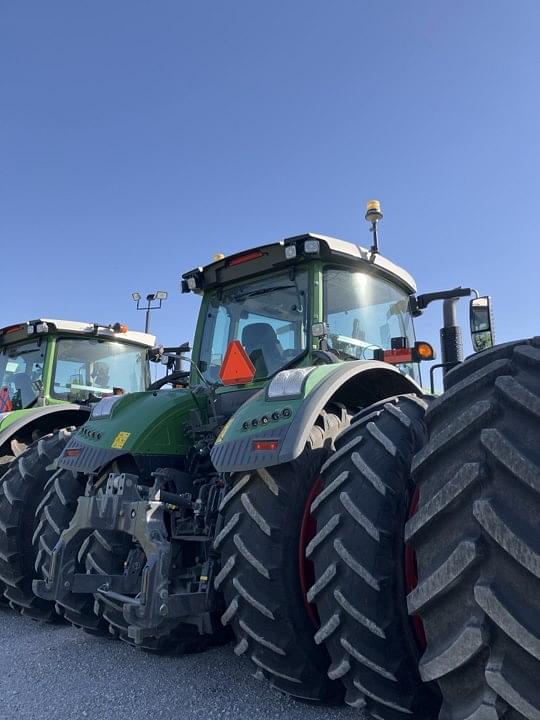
[0,319,156,348]
[303,234,417,293]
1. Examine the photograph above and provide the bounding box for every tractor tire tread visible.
[217,410,346,702]
[311,395,440,720]
[0,430,74,620]
[33,466,108,632]
[408,338,540,720]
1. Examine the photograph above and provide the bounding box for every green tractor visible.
[33,204,496,717]
[0,318,186,618]
[0,319,154,463]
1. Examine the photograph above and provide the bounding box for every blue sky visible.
[2,1,539,374]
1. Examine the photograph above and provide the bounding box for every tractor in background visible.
[0,318,187,618]
[0,319,155,464]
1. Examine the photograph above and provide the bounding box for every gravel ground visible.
[0,606,363,720]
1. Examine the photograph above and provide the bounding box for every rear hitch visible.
[33,472,216,644]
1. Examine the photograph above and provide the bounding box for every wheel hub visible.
[298,477,323,629]
[405,487,427,650]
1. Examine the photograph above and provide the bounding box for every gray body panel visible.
[56,435,127,474]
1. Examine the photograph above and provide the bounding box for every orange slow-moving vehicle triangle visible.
[219,340,256,385]
[0,387,13,412]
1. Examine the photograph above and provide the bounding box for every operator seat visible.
[241,322,284,378]
[11,373,35,408]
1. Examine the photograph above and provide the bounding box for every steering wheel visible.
[148,370,190,391]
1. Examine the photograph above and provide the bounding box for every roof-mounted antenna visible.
[365,199,383,255]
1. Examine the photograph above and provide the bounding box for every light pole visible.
[132,291,168,333]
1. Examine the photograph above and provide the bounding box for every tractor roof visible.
[182,233,416,295]
[0,319,156,348]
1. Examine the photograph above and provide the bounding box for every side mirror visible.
[148,345,165,363]
[470,296,495,353]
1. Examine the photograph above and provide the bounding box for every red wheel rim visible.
[298,477,323,629]
[405,487,427,650]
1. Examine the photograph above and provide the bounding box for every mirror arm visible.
[415,287,473,311]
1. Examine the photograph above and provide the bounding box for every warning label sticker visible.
[112,431,131,449]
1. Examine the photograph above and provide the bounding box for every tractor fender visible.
[211,361,423,473]
[0,404,91,457]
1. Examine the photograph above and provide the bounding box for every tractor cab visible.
[184,232,424,396]
[0,319,156,455]
[0,320,154,412]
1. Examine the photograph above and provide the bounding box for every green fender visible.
[57,389,202,476]
[0,404,91,456]
[210,361,423,472]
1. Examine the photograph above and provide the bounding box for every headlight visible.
[90,395,123,419]
[267,367,315,399]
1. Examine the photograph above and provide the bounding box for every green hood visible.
[67,388,203,460]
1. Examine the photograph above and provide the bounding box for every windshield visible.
[52,338,149,403]
[198,271,308,383]
[0,340,46,410]
[324,267,420,383]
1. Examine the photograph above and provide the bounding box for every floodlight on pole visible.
[132,290,168,333]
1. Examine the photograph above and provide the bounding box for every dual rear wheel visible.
[217,396,437,718]
[220,346,540,720]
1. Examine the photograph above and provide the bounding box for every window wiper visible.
[276,348,309,372]
[230,285,295,301]
[22,396,39,410]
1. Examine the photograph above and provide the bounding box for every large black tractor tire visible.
[309,395,440,720]
[1,452,20,606]
[0,459,13,607]
[406,339,540,720]
[33,468,110,633]
[216,409,348,702]
[0,429,74,619]
[87,530,212,654]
